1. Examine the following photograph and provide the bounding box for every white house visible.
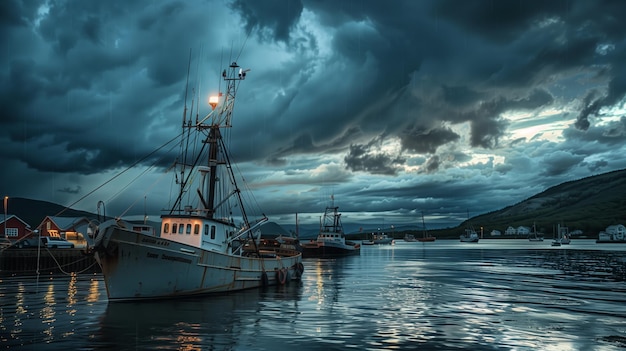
[505,226,516,235]
[490,229,501,236]
[598,224,626,242]
[605,224,626,236]
[516,226,531,235]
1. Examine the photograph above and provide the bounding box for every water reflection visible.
[41,283,56,340]
[92,284,304,350]
[1,242,625,350]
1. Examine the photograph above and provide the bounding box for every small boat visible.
[528,223,544,242]
[301,205,360,258]
[416,211,436,242]
[92,62,303,301]
[459,211,479,243]
[372,232,394,245]
[403,234,418,242]
[551,224,570,246]
[596,224,626,243]
[459,227,479,242]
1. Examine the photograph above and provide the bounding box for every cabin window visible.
[204,224,209,236]
[163,223,169,234]
[194,224,200,235]
[210,226,216,240]
[186,224,191,235]
[172,223,177,234]
[178,224,184,234]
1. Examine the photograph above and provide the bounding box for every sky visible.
[2,0,626,234]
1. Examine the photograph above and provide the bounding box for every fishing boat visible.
[416,211,436,242]
[92,62,303,301]
[459,227,479,242]
[301,204,360,258]
[459,211,479,243]
[372,232,394,244]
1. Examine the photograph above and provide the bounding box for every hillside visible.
[468,169,626,235]
[347,169,626,240]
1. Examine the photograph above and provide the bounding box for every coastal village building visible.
[605,224,626,236]
[516,226,531,236]
[1,214,33,241]
[38,216,92,248]
[505,226,516,235]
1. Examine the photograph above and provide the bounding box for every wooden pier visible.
[0,248,100,275]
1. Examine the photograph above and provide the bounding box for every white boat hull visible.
[95,225,303,301]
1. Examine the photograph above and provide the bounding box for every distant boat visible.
[301,205,360,258]
[528,223,544,242]
[460,227,479,243]
[416,211,436,242]
[459,211,479,243]
[371,231,394,245]
[403,234,418,242]
[551,223,570,246]
[92,62,303,301]
[596,224,626,243]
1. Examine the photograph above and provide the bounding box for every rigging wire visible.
[59,131,185,219]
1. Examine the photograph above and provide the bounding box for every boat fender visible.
[276,268,287,285]
[261,271,269,287]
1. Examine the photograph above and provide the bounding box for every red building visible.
[1,214,33,242]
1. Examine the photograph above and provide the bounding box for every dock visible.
[0,248,100,275]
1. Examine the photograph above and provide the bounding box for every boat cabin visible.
[160,215,237,253]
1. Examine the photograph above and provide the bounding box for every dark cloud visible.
[540,151,585,177]
[344,138,406,176]
[400,126,460,154]
[230,0,304,42]
[2,0,626,229]
[423,155,440,174]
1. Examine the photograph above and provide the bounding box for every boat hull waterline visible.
[301,241,360,258]
[95,225,303,301]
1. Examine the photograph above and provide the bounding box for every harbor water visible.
[1,239,625,350]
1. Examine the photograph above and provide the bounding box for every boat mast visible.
[201,62,248,219]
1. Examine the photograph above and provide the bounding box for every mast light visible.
[209,95,219,110]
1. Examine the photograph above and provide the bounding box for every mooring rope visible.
[38,248,99,275]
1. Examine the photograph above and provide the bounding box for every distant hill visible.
[421,168,626,239]
[4,169,626,238]
[469,169,626,235]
